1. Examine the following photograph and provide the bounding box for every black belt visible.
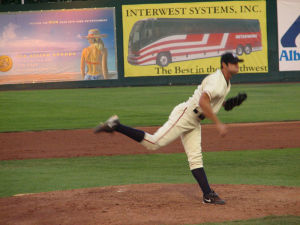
[193,108,206,120]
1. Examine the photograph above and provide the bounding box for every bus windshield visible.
[129,20,155,52]
[128,21,144,52]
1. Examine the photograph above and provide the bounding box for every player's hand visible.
[216,123,228,137]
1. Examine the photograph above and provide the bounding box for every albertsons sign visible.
[277,0,300,71]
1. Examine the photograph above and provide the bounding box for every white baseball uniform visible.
[140,69,231,170]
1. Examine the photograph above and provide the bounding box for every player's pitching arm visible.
[199,92,228,137]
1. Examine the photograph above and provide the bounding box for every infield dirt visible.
[1,121,299,160]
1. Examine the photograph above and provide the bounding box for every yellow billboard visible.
[122,1,268,77]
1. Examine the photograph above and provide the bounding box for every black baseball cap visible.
[221,52,244,64]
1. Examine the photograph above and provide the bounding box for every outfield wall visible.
[0,0,299,90]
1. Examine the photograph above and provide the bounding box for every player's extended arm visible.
[199,92,227,137]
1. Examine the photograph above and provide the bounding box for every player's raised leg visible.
[94,104,190,150]
[94,115,145,142]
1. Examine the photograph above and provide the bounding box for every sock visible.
[115,124,145,142]
[191,167,211,195]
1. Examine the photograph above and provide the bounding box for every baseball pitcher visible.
[94,52,247,205]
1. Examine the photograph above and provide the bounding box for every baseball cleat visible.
[94,115,120,133]
[203,190,225,205]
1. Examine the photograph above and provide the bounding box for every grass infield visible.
[0,83,299,132]
[0,148,299,198]
[198,215,300,225]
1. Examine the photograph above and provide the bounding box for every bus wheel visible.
[244,44,252,54]
[157,52,171,67]
[236,45,244,56]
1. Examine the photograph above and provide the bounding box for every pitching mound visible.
[1,183,299,225]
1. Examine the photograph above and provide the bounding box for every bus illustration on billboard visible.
[127,18,262,67]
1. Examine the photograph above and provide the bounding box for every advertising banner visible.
[277,0,300,71]
[122,1,268,77]
[0,8,117,84]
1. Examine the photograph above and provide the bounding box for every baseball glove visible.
[223,92,247,111]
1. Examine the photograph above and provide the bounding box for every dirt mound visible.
[1,183,299,225]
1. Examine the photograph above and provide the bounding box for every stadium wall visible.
[0,0,299,90]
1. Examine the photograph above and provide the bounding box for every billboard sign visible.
[0,8,117,84]
[277,0,300,71]
[122,1,268,77]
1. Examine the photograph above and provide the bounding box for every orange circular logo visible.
[0,55,13,72]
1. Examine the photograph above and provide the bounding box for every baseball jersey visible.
[187,69,231,114]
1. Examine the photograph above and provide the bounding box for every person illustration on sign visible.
[81,29,108,80]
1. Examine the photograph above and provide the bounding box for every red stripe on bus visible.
[135,32,259,56]
[128,48,228,65]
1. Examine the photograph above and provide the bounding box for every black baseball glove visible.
[223,92,247,111]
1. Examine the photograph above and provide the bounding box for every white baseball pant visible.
[140,102,203,170]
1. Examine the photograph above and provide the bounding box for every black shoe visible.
[203,190,225,205]
[94,115,120,133]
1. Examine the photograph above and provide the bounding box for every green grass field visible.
[0,83,300,132]
[1,83,300,224]
[199,215,300,225]
[0,148,299,197]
